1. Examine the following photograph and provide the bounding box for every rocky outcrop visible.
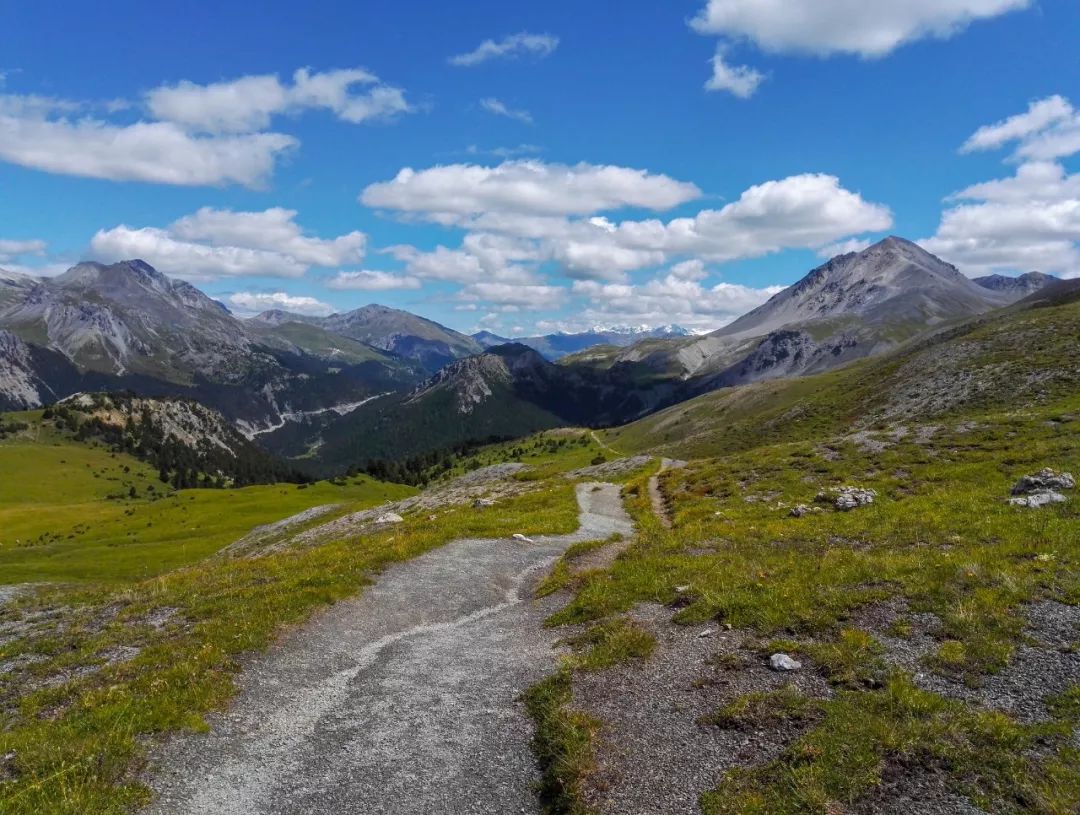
[1008,468,1074,508]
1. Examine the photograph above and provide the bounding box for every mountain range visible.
[0,237,1062,472]
[472,324,692,360]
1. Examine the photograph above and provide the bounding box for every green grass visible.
[701,676,1078,815]
[702,684,822,730]
[562,617,656,672]
[0,482,581,814]
[0,419,414,583]
[548,398,1080,812]
[523,669,600,815]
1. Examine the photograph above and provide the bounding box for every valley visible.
[0,241,1077,815]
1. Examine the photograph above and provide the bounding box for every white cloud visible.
[611,173,892,262]
[371,167,889,285]
[960,95,1080,162]
[961,95,1073,154]
[362,160,702,219]
[171,207,365,266]
[570,271,784,333]
[0,67,409,188]
[326,270,421,291]
[705,49,765,98]
[460,282,565,308]
[0,96,296,187]
[449,32,559,67]
[147,67,411,134]
[228,291,334,317]
[691,0,1031,58]
[0,238,46,262]
[923,98,1080,278]
[90,208,366,281]
[479,97,533,125]
[816,238,872,258]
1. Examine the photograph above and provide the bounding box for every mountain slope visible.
[473,325,693,360]
[0,262,425,429]
[604,282,1080,459]
[574,237,1008,390]
[1,261,259,383]
[973,271,1056,302]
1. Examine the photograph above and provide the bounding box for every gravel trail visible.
[145,481,632,815]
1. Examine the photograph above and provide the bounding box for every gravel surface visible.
[144,481,632,815]
[573,604,831,815]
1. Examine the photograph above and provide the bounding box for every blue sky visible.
[0,0,1078,334]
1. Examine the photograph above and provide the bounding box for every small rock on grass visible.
[769,653,802,671]
[375,512,404,525]
[816,487,877,512]
[473,498,496,508]
[1011,468,1075,495]
[1009,491,1067,509]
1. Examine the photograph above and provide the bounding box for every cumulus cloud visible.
[0,238,47,262]
[228,291,334,316]
[361,159,702,219]
[449,33,559,67]
[371,164,889,286]
[0,67,410,187]
[326,270,421,291]
[0,96,296,187]
[90,208,366,281]
[923,97,1080,278]
[610,173,893,262]
[479,98,533,125]
[459,282,565,308]
[691,0,1031,58]
[705,49,765,98]
[171,207,365,266]
[147,67,410,133]
[570,271,784,333]
[960,95,1080,162]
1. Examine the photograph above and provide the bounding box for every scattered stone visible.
[815,487,877,511]
[674,585,691,594]
[374,512,404,525]
[473,498,496,508]
[511,533,534,544]
[1008,491,1067,509]
[769,653,802,672]
[697,628,717,638]
[789,504,812,518]
[1011,468,1075,495]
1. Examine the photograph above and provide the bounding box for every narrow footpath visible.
[145,482,633,815]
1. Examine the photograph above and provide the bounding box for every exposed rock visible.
[1011,468,1076,495]
[789,504,814,518]
[1008,491,1067,509]
[473,498,496,508]
[815,486,877,511]
[374,512,404,525]
[769,653,802,671]
[511,533,534,544]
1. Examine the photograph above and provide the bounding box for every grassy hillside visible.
[533,296,1080,814]
[604,294,1080,460]
[0,413,412,583]
[0,418,611,814]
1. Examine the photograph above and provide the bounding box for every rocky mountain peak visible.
[717,236,993,339]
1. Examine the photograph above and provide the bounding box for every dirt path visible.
[648,458,686,529]
[145,482,633,815]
